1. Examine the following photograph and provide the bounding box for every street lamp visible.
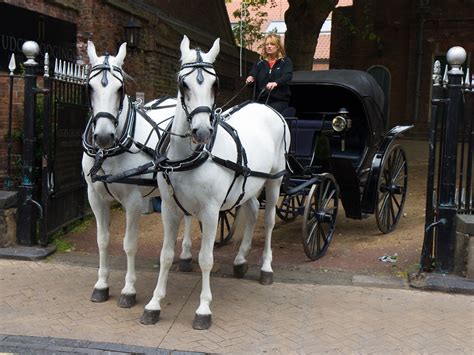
[124,17,142,52]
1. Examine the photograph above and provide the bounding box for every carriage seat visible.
[286,116,366,169]
[286,118,333,158]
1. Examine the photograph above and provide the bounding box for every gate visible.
[39,55,89,244]
[421,46,474,273]
[6,41,89,247]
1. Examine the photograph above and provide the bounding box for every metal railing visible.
[421,46,474,273]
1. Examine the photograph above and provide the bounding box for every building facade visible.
[331,0,474,134]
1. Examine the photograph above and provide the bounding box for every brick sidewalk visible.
[0,259,473,353]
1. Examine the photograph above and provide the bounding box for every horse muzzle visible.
[93,132,116,149]
[191,126,213,144]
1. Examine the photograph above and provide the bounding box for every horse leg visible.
[193,211,219,330]
[117,191,142,308]
[141,201,181,325]
[233,198,259,278]
[260,179,280,285]
[179,215,193,272]
[88,186,112,302]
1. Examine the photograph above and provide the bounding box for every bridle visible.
[87,54,125,127]
[178,49,220,124]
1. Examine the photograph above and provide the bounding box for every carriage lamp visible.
[332,108,351,152]
[331,108,351,132]
[332,115,347,132]
[124,18,142,51]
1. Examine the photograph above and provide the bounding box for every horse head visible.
[178,35,220,145]
[87,41,127,149]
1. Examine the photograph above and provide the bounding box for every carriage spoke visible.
[389,196,396,227]
[307,221,318,249]
[378,192,390,219]
[392,193,401,210]
[323,189,336,210]
[319,223,328,244]
[392,160,406,182]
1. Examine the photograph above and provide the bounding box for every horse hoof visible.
[140,309,161,325]
[233,263,248,278]
[193,314,212,330]
[90,288,109,303]
[117,294,136,308]
[260,271,273,285]
[179,258,193,272]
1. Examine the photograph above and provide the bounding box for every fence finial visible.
[432,60,441,86]
[22,41,40,66]
[8,53,16,76]
[447,46,466,75]
[442,64,449,87]
[44,53,49,78]
[464,68,470,91]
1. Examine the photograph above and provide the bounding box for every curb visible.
[409,272,474,295]
[0,334,204,355]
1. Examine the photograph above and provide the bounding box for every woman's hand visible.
[266,82,278,90]
[246,76,255,84]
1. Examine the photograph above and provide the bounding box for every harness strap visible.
[162,172,192,216]
[103,181,116,200]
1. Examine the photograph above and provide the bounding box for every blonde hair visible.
[260,33,285,60]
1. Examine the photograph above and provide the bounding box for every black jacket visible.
[249,57,293,103]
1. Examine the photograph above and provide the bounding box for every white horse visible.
[141,36,290,330]
[83,41,194,308]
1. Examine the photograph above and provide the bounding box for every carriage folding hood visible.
[289,69,386,149]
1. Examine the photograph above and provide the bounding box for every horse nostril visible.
[110,133,115,141]
[93,133,98,141]
[192,128,198,136]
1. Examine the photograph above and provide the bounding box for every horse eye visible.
[182,82,189,90]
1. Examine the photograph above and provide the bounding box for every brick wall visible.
[0,74,24,187]
[331,0,474,135]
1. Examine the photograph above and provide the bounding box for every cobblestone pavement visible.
[1,258,473,354]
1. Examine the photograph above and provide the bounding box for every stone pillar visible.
[454,215,474,278]
[0,191,18,248]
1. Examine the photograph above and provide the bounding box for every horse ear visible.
[206,38,220,63]
[180,35,190,57]
[115,42,127,66]
[87,41,98,64]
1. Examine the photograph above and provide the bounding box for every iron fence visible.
[421,46,474,272]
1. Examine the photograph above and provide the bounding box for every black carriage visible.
[276,69,412,260]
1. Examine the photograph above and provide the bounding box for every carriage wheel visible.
[375,144,408,234]
[302,174,339,260]
[276,192,305,222]
[215,208,238,247]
